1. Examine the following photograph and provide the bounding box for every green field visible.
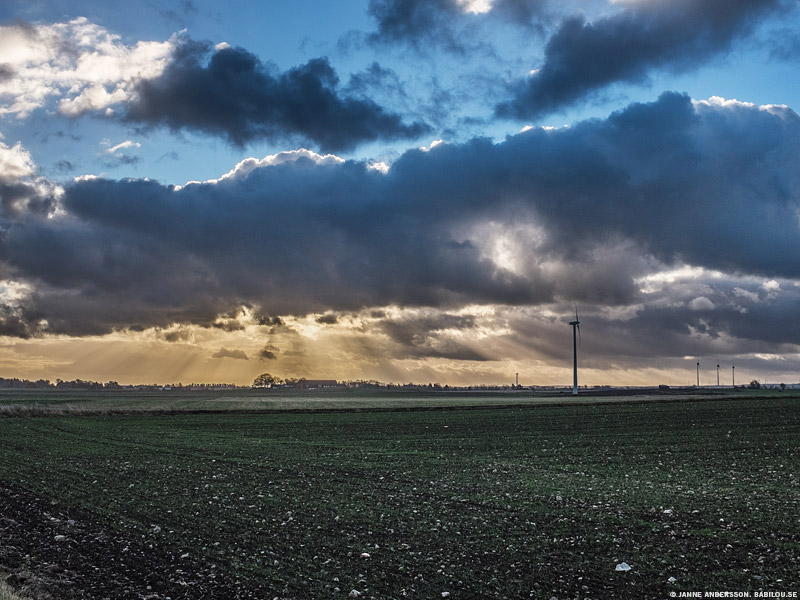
[0,386,785,414]
[1,392,799,599]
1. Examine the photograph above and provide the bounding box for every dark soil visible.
[0,482,281,600]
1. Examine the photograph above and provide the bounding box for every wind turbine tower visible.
[569,309,581,395]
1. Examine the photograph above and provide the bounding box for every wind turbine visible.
[569,308,581,395]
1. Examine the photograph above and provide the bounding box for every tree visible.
[749,380,761,389]
[253,373,279,388]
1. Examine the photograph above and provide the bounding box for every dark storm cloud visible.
[377,313,488,361]
[0,64,15,81]
[768,27,800,61]
[367,0,463,51]
[152,0,198,24]
[209,319,245,332]
[0,161,57,220]
[491,0,549,26]
[315,313,340,325]
[52,159,76,174]
[212,347,248,360]
[379,313,477,346]
[256,314,286,327]
[367,0,547,52]
[258,345,278,360]
[501,276,800,375]
[496,0,787,119]
[125,40,429,152]
[102,154,140,168]
[345,63,410,105]
[0,181,56,218]
[0,305,33,339]
[37,131,82,144]
[1,93,799,346]
[692,287,800,348]
[163,327,191,342]
[402,339,488,362]
[610,289,800,364]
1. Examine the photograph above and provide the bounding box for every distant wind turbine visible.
[569,308,581,395]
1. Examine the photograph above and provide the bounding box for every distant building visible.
[297,379,343,389]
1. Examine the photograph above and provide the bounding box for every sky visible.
[1,0,800,387]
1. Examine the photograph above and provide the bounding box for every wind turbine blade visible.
[577,323,581,347]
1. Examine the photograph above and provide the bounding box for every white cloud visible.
[176,148,345,188]
[0,280,32,304]
[636,265,707,293]
[0,137,63,214]
[597,304,644,322]
[419,139,445,152]
[73,174,100,183]
[0,138,37,182]
[752,353,785,361]
[693,96,799,120]
[465,219,547,277]
[521,124,567,133]
[455,0,493,15]
[104,140,141,154]
[366,160,390,174]
[733,287,759,302]
[0,17,175,118]
[688,296,715,311]
[58,84,131,117]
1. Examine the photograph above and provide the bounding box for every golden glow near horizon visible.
[0,300,790,388]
